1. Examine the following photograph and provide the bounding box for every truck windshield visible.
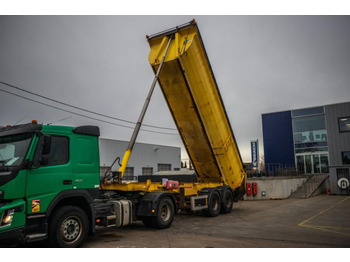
[0,133,32,167]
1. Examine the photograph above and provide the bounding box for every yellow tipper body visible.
[147,21,246,189]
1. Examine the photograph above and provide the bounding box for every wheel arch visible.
[46,189,97,236]
[216,185,234,198]
[137,192,177,217]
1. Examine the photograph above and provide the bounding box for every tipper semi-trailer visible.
[0,20,246,247]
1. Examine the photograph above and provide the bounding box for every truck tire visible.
[154,197,175,229]
[220,187,234,214]
[142,197,175,229]
[204,190,221,217]
[49,205,89,248]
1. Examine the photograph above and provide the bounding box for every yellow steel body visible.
[147,24,246,190]
[101,22,246,194]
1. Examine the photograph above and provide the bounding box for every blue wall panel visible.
[262,111,295,174]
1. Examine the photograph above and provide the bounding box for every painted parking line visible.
[298,196,350,236]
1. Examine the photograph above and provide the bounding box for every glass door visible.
[305,155,312,174]
[313,154,321,173]
[295,153,329,174]
[297,155,305,174]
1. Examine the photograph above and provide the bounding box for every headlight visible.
[1,209,15,227]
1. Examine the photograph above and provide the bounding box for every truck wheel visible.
[154,197,175,229]
[49,205,89,248]
[220,187,234,214]
[204,190,221,217]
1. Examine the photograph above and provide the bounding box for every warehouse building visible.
[262,101,350,194]
[99,138,181,180]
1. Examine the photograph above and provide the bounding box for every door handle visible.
[63,180,72,185]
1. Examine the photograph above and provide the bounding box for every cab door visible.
[26,135,73,215]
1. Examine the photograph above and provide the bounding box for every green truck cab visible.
[0,123,101,247]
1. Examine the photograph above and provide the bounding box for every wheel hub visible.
[160,204,171,221]
[60,216,82,243]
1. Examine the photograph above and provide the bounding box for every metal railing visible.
[252,164,299,177]
[290,174,329,198]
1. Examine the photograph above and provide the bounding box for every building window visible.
[291,107,324,117]
[293,115,326,133]
[336,168,350,177]
[338,117,350,132]
[294,131,327,144]
[342,151,350,165]
[292,108,330,175]
[292,114,328,156]
[100,166,110,178]
[124,167,134,177]
[142,167,153,176]
[158,163,171,171]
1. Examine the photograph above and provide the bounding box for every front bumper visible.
[0,226,26,245]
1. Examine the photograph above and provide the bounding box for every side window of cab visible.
[41,136,69,166]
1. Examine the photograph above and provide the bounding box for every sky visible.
[1,15,350,163]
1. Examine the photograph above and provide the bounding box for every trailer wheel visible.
[220,187,234,214]
[49,205,89,248]
[143,197,175,229]
[204,190,221,217]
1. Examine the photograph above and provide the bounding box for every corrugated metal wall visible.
[262,110,295,175]
[325,102,350,195]
[325,102,350,165]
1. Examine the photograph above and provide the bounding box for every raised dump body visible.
[147,20,245,189]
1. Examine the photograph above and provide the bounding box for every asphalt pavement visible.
[84,194,350,248]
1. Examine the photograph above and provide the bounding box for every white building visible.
[99,138,181,179]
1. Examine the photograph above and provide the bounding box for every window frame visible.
[338,116,350,133]
[157,163,171,172]
[142,167,153,176]
[341,151,350,165]
[124,166,134,176]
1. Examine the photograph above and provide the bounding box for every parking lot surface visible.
[1,195,349,248]
[83,194,350,248]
